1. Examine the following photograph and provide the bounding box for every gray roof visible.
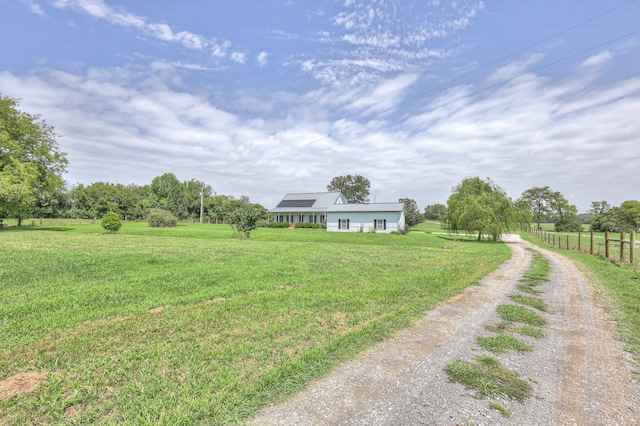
[325,202,404,213]
[269,192,346,213]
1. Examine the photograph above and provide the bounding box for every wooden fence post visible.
[567,235,570,251]
[605,231,610,259]
[620,231,626,263]
[578,232,582,252]
[590,232,594,255]
[631,232,636,264]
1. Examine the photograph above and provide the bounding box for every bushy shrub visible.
[226,204,266,238]
[256,219,269,228]
[555,219,583,232]
[267,222,290,228]
[294,222,320,229]
[147,209,178,227]
[101,212,122,233]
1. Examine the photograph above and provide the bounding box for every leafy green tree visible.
[149,173,187,219]
[548,191,577,223]
[619,200,640,232]
[327,174,371,203]
[66,182,148,220]
[518,186,554,229]
[226,203,267,238]
[519,186,578,231]
[514,198,533,230]
[445,177,518,241]
[0,94,68,225]
[183,179,213,221]
[424,203,447,221]
[100,212,122,233]
[399,197,423,227]
[588,201,612,216]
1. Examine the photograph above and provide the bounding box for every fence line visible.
[528,228,637,266]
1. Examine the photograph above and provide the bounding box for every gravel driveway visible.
[250,235,639,425]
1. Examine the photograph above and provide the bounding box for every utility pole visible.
[200,190,204,224]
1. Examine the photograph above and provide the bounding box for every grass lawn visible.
[0,222,509,425]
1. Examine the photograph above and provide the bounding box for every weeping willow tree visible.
[445,177,519,241]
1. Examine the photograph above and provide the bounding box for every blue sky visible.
[1,0,639,212]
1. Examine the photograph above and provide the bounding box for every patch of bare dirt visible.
[64,405,81,418]
[0,372,47,401]
[148,305,170,313]
[250,235,640,425]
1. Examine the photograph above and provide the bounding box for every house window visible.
[375,219,386,230]
[320,215,325,223]
[339,219,350,230]
[299,214,304,223]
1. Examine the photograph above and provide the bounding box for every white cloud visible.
[49,0,233,58]
[230,52,247,64]
[347,73,419,116]
[484,53,545,85]
[257,51,269,67]
[20,0,46,16]
[580,50,614,69]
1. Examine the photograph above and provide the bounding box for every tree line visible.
[442,178,639,241]
[2,94,637,237]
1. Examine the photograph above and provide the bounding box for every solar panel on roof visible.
[277,199,316,208]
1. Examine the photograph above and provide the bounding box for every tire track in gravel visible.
[250,235,639,425]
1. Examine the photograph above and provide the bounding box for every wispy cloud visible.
[48,0,243,61]
[580,50,614,69]
[20,0,46,16]
[306,0,485,84]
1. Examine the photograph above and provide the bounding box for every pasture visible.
[0,222,509,424]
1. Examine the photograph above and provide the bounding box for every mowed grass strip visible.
[0,223,510,425]
[520,250,551,287]
[497,305,546,327]
[445,355,532,403]
[509,295,548,312]
[476,333,533,354]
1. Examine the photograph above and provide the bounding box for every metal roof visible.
[269,192,347,213]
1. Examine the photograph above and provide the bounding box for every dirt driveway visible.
[250,235,639,425]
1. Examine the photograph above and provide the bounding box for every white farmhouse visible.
[269,192,347,225]
[326,202,405,233]
[269,192,405,233]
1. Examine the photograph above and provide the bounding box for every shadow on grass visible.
[1,226,73,232]
[436,235,503,244]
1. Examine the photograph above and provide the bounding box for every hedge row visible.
[295,222,320,229]
[266,222,290,228]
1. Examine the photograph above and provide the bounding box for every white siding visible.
[326,211,404,233]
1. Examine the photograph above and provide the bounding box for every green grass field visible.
[0,222,509,425]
